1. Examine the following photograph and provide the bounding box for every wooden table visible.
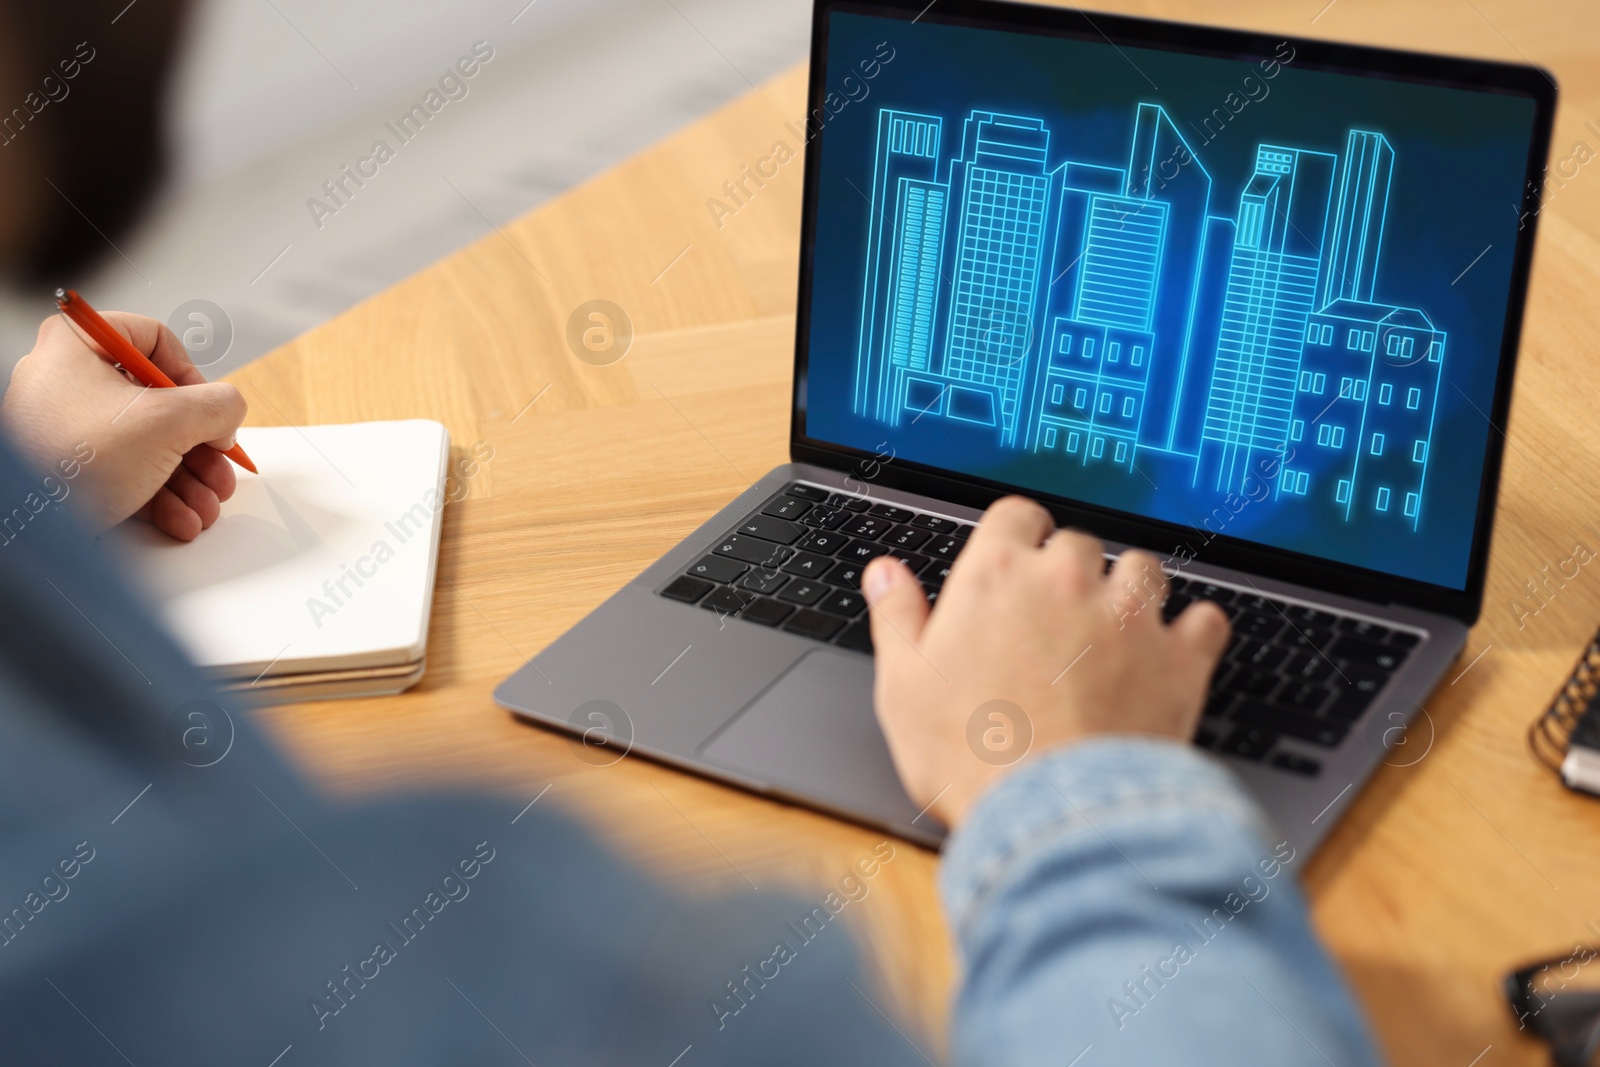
[233,2,1600,1062]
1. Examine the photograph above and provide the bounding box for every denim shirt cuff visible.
[939,736,1277,935]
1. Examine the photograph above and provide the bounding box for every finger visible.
[152,381,248,453]
[166,465,222,530]
[862,555,931,662]
[99,312,206,387]
[971,496,1054,551]
[1106,549,1169,625]
[1171,600,1232,664]
[1041,527,1105,581]
[146,485,203,542]
[182,442,238,504]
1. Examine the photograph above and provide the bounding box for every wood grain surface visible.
[230,2,1600,1062]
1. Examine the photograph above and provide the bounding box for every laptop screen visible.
[798,8,1541,591]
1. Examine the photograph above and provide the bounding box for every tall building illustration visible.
[851,104,1445,534]
[941,113,1055,446]
[1202,145,1336,494]
[854,110,946,423]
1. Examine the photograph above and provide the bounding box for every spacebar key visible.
[1232,699,1349,747]
[782,609,845,642]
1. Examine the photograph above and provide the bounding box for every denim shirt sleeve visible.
[940,737,1386,1067]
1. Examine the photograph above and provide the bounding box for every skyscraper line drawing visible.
[850,102,1446,533]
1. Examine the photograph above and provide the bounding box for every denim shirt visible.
[943,738,1386,1066]
[0,438,1381,1065]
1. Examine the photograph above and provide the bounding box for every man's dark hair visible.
[0,0,191,283]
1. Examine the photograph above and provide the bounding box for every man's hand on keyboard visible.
[861,495,1231,828]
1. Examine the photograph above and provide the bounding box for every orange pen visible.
[55,288,257,474]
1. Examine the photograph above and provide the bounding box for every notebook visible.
[105,420,451,701]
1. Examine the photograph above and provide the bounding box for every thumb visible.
[160,382,247,452]
[862,556,930,658]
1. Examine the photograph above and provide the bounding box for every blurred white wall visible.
[1,0,811,379]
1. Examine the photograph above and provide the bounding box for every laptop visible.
[496,0,1556,852]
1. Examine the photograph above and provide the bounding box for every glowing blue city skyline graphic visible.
[852,104,1446,531]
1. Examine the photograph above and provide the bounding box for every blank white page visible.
[105,420,450,679]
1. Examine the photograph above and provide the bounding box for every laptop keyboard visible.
[657,482,1424,779]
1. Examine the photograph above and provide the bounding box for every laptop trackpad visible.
[698,649,926,829]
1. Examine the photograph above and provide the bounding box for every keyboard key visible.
[1203,691,1238,720]
[737,514,802,544]
[761,496,812,521]
[1161,593,1192,622]
[924,535,964,560]
[883,524,933,550]
[1333,636,1407,671]
[661,575,713,604]
[1290,654,1336,683]
[911,514,960,533]
[1286,683,1333,713]
[1251,644,1290,670]
[1282,626,1336,654]
[1208,662,1239,696]
[780,551,835,579]
[1191,582,1236,605]
[881,549,931,576]
[796,529,849,554]
[783,609,846,641]
[1338,617,1393,641]
[687,555,747,584]
[778,580,828,606]
[1288,606,1339,628]
[702,586,754,616]
[835,621,874,653]
[1236,611,1284,641]
[1270,752,1322,777]
[714,534,789,567]
[1237,593,1286,615]
[1220,726,1276,760]
[923,561,953,587]
[740,569,788,595]
[843,515,891,539]
[1325,675,1382,720]
[799,505,850,530]
[951,523,974,540]
[824,561,864,589]
[827,493,870,512]
[922,583,941,606]
[1235,668,1281,697]
[868,502,915,523]
[818,589,866,617]
[838,539,890,564]
[1388,630,1422,650]
[784,483,830,502]
[1232,700,1349,747]
[739,597,794,627]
